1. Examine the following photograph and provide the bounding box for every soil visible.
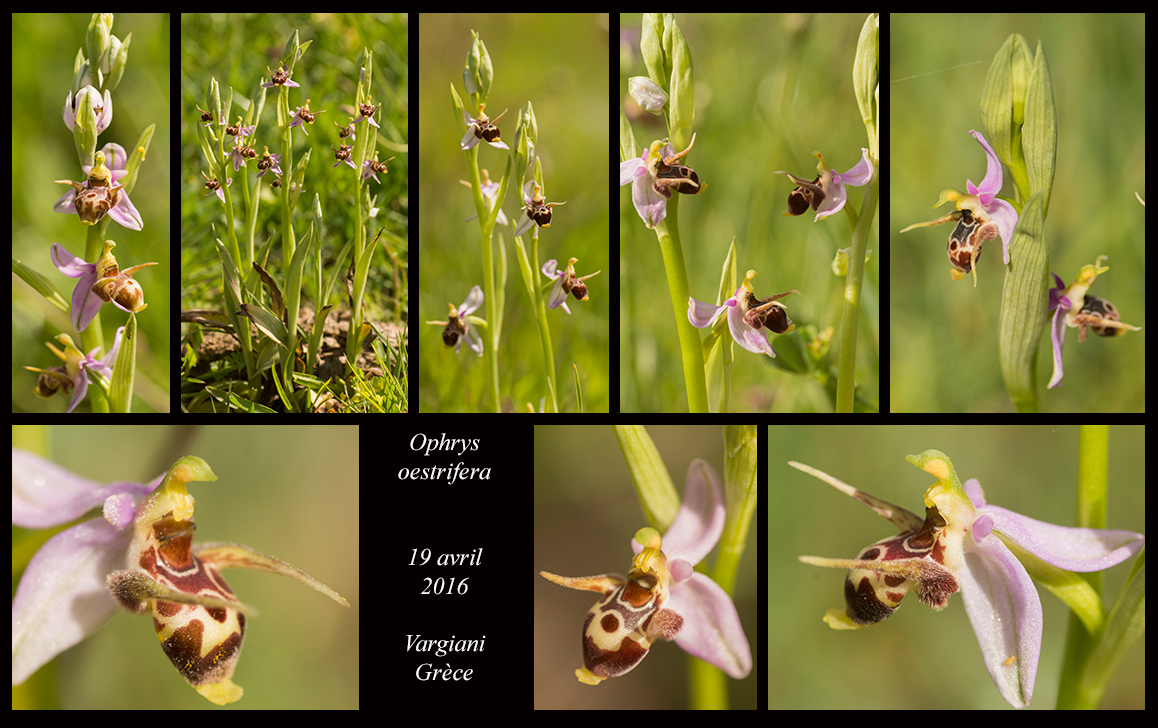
[183,304,407,393]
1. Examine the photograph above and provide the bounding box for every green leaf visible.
[613,425,680,532]
[999,191,1050,411]
[11,257,69,314]
[108,313,136,413]
[1023,42,1057,218]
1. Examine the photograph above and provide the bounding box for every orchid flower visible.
[52,148,142,231]
[514,179,566,238]
[1046,256,1142,389]
[899,130,1019,286]
[425,285,485,356]
[460,104,508,151]
[775,148,872,221]
[22,328,123,412]
[793,450,1144,708]
[619,133,705,229]
[539,459,751,685]
[288,99,324,136]
[542,258,601,313]
[12,453,349,705]
[688,269,799,358]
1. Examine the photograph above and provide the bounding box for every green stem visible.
[655,196,708,413]
[80,226,108,412]
[835,159,878,412]
[465,147,501,412]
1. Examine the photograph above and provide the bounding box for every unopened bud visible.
[628,77,668,115]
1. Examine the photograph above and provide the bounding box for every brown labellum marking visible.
[1081,295,1122,338]
[946,209,998,278]
[840,504,960,625]
[140,512,248,687]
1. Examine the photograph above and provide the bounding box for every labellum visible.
[1078,295,1124,340]
[106,456,349,705]
[540,527,682,685]
[742,289,799,334]
[792,460,963,631]
[946,208,997,282]
[651,134,705,198]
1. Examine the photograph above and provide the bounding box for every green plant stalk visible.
[654,196,708,413]
[347,49,376,371]
[1056,425,1107,708]
[346,172,366,367]
[464,146,502,412]
[80,224,109,412]
[514,232,558,413]
[203,104,255,381]
[280,89,296,277]
[835,160,878,412]
[689,426,756,708]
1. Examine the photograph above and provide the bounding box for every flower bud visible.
[86,14,112,76]
[628,77,668,114]
[72,88,98,163]
[105,33,130,92]
[463,30,493,106]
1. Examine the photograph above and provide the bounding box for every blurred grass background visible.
[418,14,610,413]
[620,13,879,412]
[891,14,1145,412]
[12,13,171,412]
[179,14,409,347]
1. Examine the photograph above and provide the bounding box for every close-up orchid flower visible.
[53,148,142,231]
[460,103,509,151]
[793,449,1144,709]
[12,451,350,706]
[1046,256,1142,389]
[899,130,1019,287]
[21,328,123,412]
[514,179,567,238]
[539,458,751,687]
[51,240,158,331]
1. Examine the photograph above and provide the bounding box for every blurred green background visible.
[620,13,879,412]
[12,13,171,412]
[418,14,610,413]
[769,425,1145,709]
[891,14,1145,412]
